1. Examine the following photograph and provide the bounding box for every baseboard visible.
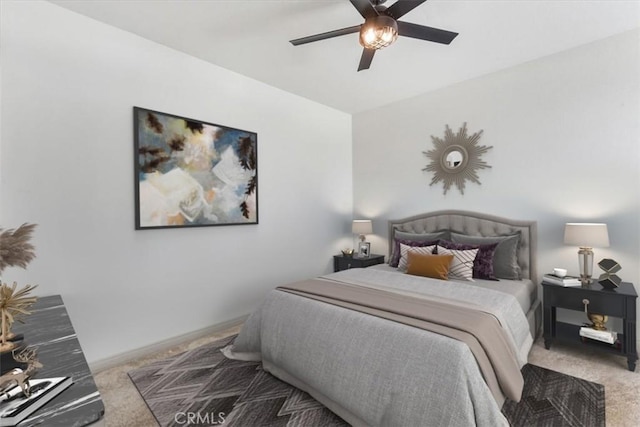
[89,314,247,373]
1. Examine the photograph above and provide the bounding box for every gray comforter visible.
[223,268,533,426]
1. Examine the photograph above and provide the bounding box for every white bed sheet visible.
[368,263,536,314]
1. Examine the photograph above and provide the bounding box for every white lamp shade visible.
[564,223,610,248]
[352,220,372,235]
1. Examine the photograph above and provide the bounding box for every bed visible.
[224,210,541,426]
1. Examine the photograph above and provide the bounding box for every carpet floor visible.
[128,335,605,427]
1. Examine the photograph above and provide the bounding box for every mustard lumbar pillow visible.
[406,252,454,280]
[398,243,436,272]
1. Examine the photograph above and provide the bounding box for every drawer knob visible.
[582,298,589,314]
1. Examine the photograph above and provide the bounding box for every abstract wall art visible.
[134,107,258,229]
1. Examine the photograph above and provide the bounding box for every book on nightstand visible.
[0,377,72,426]
[579,327,617,345]
[542,274,582,286]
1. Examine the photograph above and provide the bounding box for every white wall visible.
[354,30,640,327]
[0,1,353,363]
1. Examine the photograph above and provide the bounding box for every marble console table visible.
[11,295,105,426]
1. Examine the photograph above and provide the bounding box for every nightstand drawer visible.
[356,257,384,268]
[336,257,357,270]
[549,288,625,317]
[333,254,385,272]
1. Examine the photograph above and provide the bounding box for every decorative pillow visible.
[397,244,436,272]
[450,232,521,280]
[406,252,454,280]
[438,240,499,280]
[435,246,479,281]
[389,238,439,268]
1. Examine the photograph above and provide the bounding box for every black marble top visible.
[11,295,105,426]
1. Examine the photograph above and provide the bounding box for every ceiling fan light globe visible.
[359,15,398,50]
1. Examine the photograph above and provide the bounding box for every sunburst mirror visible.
[422,123,493,195]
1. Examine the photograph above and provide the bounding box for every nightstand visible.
[333,254,384,272]
[542,281,638,371]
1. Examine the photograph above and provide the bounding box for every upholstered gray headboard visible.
[388,210,538,282]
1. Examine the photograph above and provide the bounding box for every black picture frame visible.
[134,107,258,229]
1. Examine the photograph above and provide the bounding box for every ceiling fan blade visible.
[350,0,379,20]
[397,21,458,44]
[358,48,375,71]
[290,25,362,46]
[386,0,428,19]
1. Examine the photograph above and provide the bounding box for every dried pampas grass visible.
[0,223,37,274]
[1,282,38,348]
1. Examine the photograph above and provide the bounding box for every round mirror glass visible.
[445,150,463,169]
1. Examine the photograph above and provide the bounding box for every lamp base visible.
[580,275,593,287]
[578,247,594,286]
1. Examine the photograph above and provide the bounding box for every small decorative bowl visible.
[341,248,354,257]
[553,268,567,278]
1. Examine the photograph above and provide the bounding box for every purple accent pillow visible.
[438,240,499,280]
[389,239,439,268]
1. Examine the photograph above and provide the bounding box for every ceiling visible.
[50,0,639,114]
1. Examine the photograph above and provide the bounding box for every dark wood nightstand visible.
[542,281,638,371]
[333,254,385,272]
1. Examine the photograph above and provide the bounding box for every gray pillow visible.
[390,229,450,265]
[450,232,521,280]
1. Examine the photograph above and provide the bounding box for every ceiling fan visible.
[289,0,458,71]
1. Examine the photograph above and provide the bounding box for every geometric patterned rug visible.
[128,335,605,427]
[502,364,605,427]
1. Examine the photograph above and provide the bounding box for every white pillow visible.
[398,244,436,272]
[436,247,479,281]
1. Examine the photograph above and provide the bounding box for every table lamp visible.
[564,223,609,284]
[352,220,372,243]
